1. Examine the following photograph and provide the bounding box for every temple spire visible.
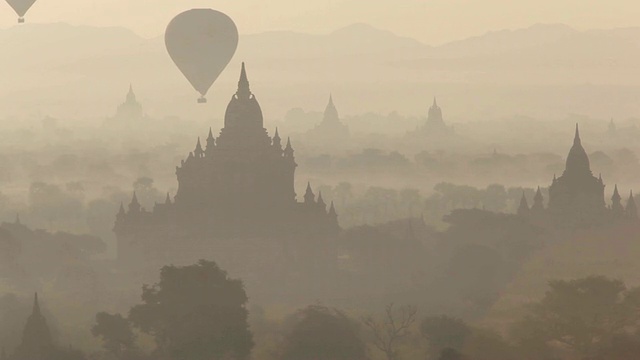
[165,193,172,205]
[206,127,215,154]
[627,191,638,219]
[564,123,591,175]
[129,192,141,212]
[284,137,294,158]
[531,187,544,213]
[433,97,438,107]
[194,137,204,158]
[612,185,624,218]
[517,191,530,217]
[317,191,326,209]
[237,62,251,99]
[33,293,41,316]
[272,127,282,149]
[126,83,136,102]
[329,201,337,217]
[304,182,315,204]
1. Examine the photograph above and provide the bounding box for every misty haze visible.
[2,1,640,360]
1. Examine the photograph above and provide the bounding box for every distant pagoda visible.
[112,84,144,122]
[306,94,350,143]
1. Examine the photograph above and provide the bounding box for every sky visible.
[2,0,640,44]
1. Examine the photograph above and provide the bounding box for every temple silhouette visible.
[111,84,144,122]
[12,294,53,360]
[306,94,349,143]
[419,97,454,135]
[114,63,339,271]
[518,124,637,227]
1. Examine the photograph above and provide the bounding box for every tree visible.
[281,305,367,360]
[421,316,471,357]
[510,276,640,359]
[128,260,253,360]
[363,303,417,360]
[92,312,136,357]
[438,348,467,360]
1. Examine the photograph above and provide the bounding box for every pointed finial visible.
[613,184,621,200]
[304,182,315,203]
[574,123,581,145]
[329,201,337,216]
[33,292,41,315]
[130,192,140,210]
[274,127,280,138]
[534,186,544,203]
[329,93,334,106]
[240,62,247,82]
[433,97,437,107]
[118,202,125,215]
[165,193,171,205]
[207,127,214,141]
[237,62,251,98]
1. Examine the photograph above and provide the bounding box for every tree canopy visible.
[128,260,253,360]
[281,305,367,360]
[510,276,640,358]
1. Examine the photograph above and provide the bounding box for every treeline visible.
[36,260,640,360]
[314,182,544,228]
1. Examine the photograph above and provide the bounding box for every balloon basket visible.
[197,97,207,104]
[18,18,24,24]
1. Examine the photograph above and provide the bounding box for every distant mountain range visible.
[1,22,640,122]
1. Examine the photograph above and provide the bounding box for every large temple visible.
[518,124,637,227]
[114,64,339,272]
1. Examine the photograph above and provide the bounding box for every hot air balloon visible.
[165,9,239,104]
[6,0,37,23]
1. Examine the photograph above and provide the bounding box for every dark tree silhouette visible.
[128,260,253,360]
[438,348,467,360]
[510,276,640,359]
[92,312,136,357]
[281,305,367,360]
[421,316,471,357]
[363,303,417,360]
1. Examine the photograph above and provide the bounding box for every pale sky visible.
[2,0,640,43]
